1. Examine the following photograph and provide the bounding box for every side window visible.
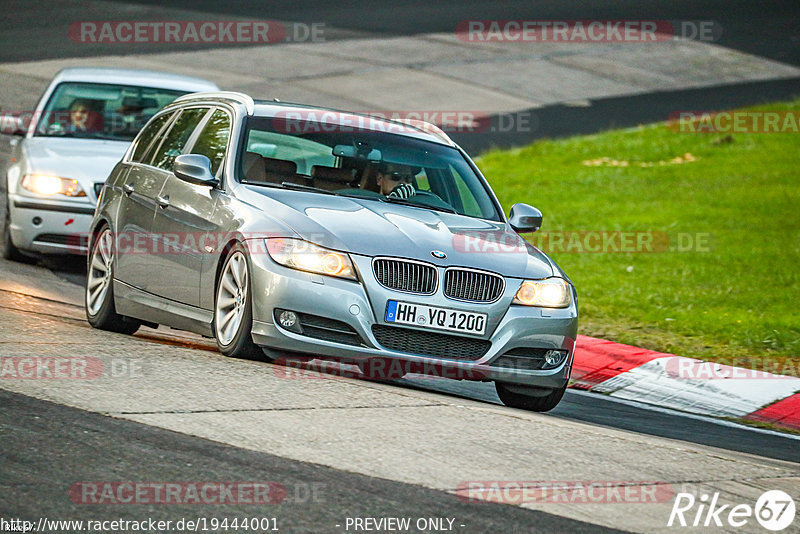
[189,109,231,176]
[150,108,209,171]
[415,168,430,191]
[245,129,335,175]
[130,112,174,163]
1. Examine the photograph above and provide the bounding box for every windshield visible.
[238,115,501,221]
[34,82,187,142]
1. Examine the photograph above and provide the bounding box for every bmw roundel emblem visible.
[431,250,447,259]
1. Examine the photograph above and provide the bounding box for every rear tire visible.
[85,225,141,335]
[214,244,263,360]
[495,382,567,412]
[1,198,33,263]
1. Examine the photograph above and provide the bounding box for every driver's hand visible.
[388,183,416,199]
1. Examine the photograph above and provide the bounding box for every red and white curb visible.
[570,335,800,431]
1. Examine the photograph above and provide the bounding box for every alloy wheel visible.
[86,229,114,316]
[215,251,248,346]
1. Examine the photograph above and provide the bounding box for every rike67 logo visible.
[668,490,796,531]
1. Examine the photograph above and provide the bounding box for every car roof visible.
[51,67,219,92]
[172,91,456,147]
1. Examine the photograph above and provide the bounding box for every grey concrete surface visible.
[2,31,798,118]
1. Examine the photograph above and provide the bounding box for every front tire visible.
[214,244,262,359]
[1,198,32,262]
[495,382,567,412]
[85,226,140,335]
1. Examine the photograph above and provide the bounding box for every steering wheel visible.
[414,190,442,200]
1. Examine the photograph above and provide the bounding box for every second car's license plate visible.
[385,300,487,335]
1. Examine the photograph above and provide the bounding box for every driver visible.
[67,98,103,133]
[376,162,417,199]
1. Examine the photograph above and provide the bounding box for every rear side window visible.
[150,108,209,171]
[130,112,174,163]
[189,109,231,176]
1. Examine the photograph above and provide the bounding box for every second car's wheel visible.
[495,382,567,412]
[85,226,141,335]
[214,244,263,360]
[1,199,32,263]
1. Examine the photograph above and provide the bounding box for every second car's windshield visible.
[238,114,501,221]
[35,82,186,142]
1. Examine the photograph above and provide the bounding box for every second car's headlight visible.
[21,174,86,197]
[266,238,357,280]
[513,278,571,308]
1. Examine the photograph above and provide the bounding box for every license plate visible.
[385,300,487,335]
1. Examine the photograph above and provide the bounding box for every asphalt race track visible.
[3,389,622,533]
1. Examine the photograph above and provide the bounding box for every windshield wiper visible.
[382,196,457,214]
[280,182,339,195]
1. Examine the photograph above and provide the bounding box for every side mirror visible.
[173,154,218,187]
[1,115,27,136]
[508,203,543,233]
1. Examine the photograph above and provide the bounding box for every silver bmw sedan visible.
[85,91,578,411]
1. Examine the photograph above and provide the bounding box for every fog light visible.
[279,310,298,328]
[543,350,568,369]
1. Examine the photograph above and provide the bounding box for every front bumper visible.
[8,195,95,254]
[247,244,578,388]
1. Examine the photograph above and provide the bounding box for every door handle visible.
[156,195,170,208]
[122,183,134,196]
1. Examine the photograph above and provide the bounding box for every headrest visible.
[242,151,261,171]
[311,165,354,183]
[121,96,158,109]
[262,157,297,175]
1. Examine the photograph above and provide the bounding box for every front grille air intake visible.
[373,258,437,294]
[372,325,491,361]
[444,268,505,302]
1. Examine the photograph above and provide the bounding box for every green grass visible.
[476,99,800,368]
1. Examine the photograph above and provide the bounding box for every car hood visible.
[241,186,554,279]
[21,137,129,185]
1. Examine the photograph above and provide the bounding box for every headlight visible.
[513,278,571,308]
[21,174,86,197]
[266,238,357,280]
